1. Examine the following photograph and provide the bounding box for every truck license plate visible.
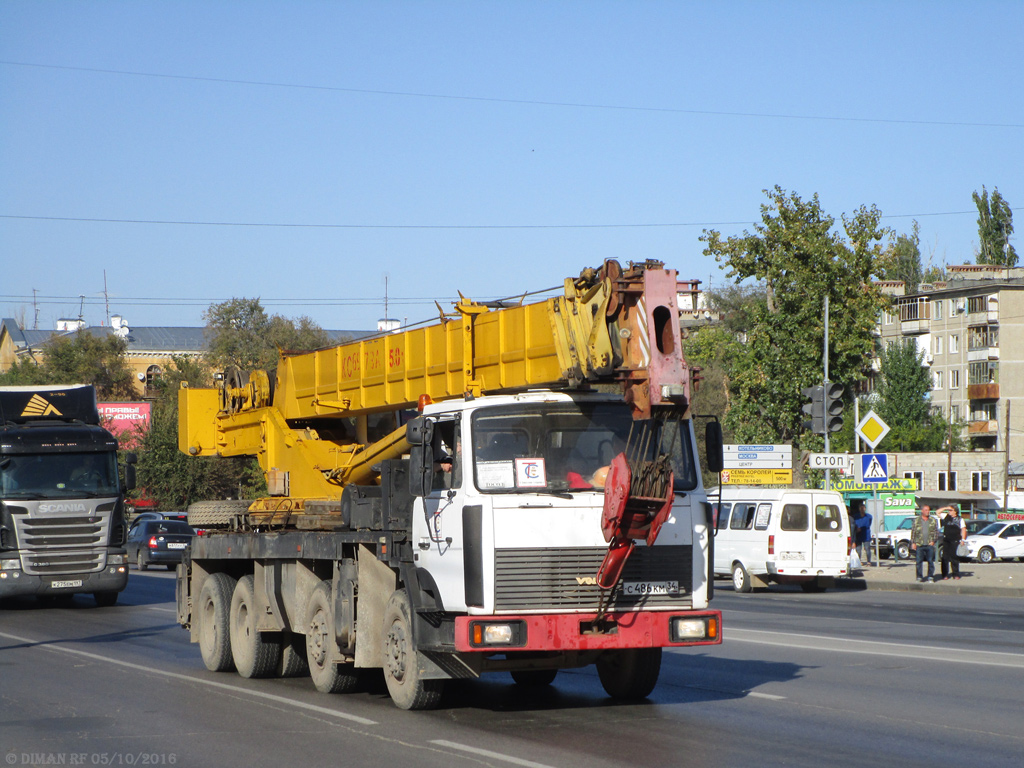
[50,580,83,589]
[622,581,679,596]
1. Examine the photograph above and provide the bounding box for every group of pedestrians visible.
[910,504,967,582]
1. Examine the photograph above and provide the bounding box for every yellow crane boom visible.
[179,259,700,506]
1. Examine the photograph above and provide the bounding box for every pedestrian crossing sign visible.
[860,453,889,483]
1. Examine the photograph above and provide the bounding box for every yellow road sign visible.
[856,410,890,449]
[721,468,793,485]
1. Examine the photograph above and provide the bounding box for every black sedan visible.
[126,520,196,571]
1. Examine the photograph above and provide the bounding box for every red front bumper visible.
[454,610,722,653]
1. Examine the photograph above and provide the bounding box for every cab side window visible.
[730,502,756,530]
[715,503,732,530]
[780,504,809,531]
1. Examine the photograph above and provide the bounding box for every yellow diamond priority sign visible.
[856,410,890,450]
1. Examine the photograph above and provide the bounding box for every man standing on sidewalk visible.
[911,505,940,582]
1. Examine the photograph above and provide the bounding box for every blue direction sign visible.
[860,453,889,483]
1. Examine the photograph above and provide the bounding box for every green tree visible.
[0,330,136,399]
[878,220,923,292]
[974,186,1018,267]
[872,338,963,451]
[203,298,333,372]
[699,187,890,446]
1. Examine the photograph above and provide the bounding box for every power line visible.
[3,59,1023,130]
[3,208,1020,231]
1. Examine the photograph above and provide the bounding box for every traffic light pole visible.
[823,295,831,488]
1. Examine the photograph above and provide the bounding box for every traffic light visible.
[801,385,824,434]
[823,382,844,433]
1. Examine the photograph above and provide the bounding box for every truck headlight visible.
[107,554,128,565]
[469,620,526,647]
[1,559,21,571]
[671,615,718,642]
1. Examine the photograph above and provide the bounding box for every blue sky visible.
[2,1,1021,333]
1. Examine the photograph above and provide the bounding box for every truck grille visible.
[494,545,693,612]
[13,512,111,575]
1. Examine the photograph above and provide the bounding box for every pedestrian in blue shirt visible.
[854,506,873,566]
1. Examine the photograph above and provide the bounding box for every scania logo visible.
[39,503,87,513]
[576,576,598,586]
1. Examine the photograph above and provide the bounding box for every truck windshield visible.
[0,452,120,499]
[471,402,698,494]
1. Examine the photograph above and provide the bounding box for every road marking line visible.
[747,691,786,700]
[430,740,558,768]
[0,630,378,725]
[725,628,1024,668]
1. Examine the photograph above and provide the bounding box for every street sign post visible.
[859,453,889,484]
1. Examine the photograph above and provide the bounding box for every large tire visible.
[305,581,360,694]
[382,589,444,710]
[896,541,911,560]
[732,562,752,593]
[978,547,995,564]
[511,669,558,687]
[136,549,148,571]
[94,591,118,607]
[597,648,662,700]
[198,572,237,672]
[187,500,252,529]
[230,575,281,678]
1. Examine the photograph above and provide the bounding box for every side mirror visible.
[123,452,138,491]
[705,421,724,474]
[406,417,435,497]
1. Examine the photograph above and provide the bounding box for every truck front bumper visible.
[454,610,721,653]
[0,553,129,599]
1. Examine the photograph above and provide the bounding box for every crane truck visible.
[1,385,134,606]
[175,259,724,709]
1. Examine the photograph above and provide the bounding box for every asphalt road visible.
[1,572,1022,768]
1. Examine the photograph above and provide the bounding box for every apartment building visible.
[876,265,1024,464]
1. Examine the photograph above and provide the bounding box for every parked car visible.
[964,521,1024,563]
[875,517,915,560]
[126,519,196,571]
[964,518,994,536]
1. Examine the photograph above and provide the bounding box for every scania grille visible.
[12,514,110,575]
[494,545,693,612]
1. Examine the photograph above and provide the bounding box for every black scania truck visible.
[0,385,134,606]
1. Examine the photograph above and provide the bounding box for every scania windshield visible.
[0,452,120,499]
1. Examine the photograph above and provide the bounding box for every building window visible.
[950,369,960,389]
[933,370,943,390]
[932,299,943,319]
[904,471,924,488]
[950,300,959,318]
[972,471,991,492]
[883,310,893,326]
[972,403,997,421]
[968,361,998,385]
[934,335,943,355]
[937,471,957,492]
[951,404,960,421]
[949,334,959,354]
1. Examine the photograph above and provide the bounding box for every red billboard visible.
[98,402,152,449]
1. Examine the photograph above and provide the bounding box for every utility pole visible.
[823,295,831,488]
[1004,399,1012,512]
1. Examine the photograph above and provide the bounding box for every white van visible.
[709,488,851,592]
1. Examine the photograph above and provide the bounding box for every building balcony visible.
[900,319,929,335]
[967,383,999,400]
[968,420,999,435]
[967,347,999,362]
[967,310,999,326]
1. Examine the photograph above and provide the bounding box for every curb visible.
[837,577,1024,599]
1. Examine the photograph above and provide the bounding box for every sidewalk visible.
[838,558,1024,598]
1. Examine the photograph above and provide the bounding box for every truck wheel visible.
[187,500,252,529]
[277,632,309,678]
[306,581,360,694]
[732,563,752,593]
[198,572,237,672]
[382,589,444,710]
[896,541,911,560]
[230,575,281,678]
[511,669,558,687]
[597,648,661,700]
[94,591,118,607]
[978,547,995,564]
[136,550,148,571]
